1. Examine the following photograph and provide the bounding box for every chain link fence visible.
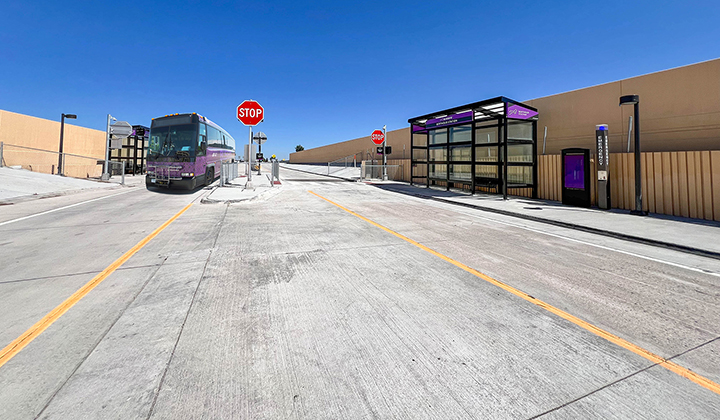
[327,152,361,175]
[360,164,403,181]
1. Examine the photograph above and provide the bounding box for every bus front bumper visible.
[146,175,198,190]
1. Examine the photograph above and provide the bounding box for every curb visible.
[378,185,720,261]
[200,184,281,204]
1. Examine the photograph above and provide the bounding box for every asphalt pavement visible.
[0,164,719,419]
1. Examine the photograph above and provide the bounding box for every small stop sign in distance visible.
[237,100,264,126]
[371,129,384,145]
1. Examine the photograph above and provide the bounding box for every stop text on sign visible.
[371,129,385,145]
[238,108,262,118]
[237,100,264,126]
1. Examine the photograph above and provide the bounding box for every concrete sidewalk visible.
[369,181,720,259]
[0,166,139,204]
[202,165,281,203]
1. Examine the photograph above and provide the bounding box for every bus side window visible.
[207,126,222,148]
[197,123,207,156]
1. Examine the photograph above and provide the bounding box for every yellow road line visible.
[308,190,720,396]
[0,203,193,369]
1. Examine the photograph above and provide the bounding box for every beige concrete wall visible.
[290,127,412,163]
[527,58,720,154]
[0,109,106,177]
[290,59,720,164]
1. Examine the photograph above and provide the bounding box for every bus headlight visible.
[180,173,195,177]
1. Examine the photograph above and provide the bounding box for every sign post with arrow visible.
[253,131,267,175]
[103,115,133,180]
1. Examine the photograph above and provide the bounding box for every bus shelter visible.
[408,97,538,199]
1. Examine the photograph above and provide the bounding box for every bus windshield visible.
[149,124,197,161]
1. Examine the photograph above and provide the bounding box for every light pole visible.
[619,95,644,215]
[382,125,388,180]
[58,113,77,175]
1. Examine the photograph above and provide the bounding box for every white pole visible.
[382,125,387,180]
[247,126,253,183]
[542,126,548,155]
[627,116,633,153]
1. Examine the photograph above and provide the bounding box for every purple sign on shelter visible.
[425,111,473,129]
[507,104,538,120]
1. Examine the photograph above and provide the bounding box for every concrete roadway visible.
[0,168,719,419]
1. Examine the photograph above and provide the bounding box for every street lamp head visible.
[619,95,639,106]
[63,114,77,119]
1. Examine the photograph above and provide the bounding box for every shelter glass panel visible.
[508,166,533,184]
[508,122,533,140]
[429,146,447,162]
[429,164,447,178]
[412,148,428,161]
[412,163,428,177]
[475,165,498,178]
[412,133,428,147]
[429,128,448,145]
[475,126,501,144]
[450,146,471,161]
[450,164,472,181]
[449,125,472,143]
[475,146,498,163]
[508,144,533,163]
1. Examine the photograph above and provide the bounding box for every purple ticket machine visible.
[561,148,591,208]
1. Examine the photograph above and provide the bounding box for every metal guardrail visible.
[0,142,125,184]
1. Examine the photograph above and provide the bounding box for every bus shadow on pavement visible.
[146,184,214,195]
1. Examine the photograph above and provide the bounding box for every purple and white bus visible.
[146,113,235,189]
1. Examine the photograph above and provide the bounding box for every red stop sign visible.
[371,129,385,145]
[237,100,264,126]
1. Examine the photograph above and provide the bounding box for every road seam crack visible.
[529,335,720,419]
[145,203,230,419]
[34,256,169,419]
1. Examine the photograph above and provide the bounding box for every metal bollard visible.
[220,162,225,187]
[0,141,3,167]
[121,162,125,185]
[271,160,280,186]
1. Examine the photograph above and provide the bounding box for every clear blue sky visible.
[2,1,719,159]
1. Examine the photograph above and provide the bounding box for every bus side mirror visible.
[201,140,207,151]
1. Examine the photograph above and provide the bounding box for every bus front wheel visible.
[205,167,214,186]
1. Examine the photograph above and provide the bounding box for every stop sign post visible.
[237,100,264,185]
[371,127,388,180]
